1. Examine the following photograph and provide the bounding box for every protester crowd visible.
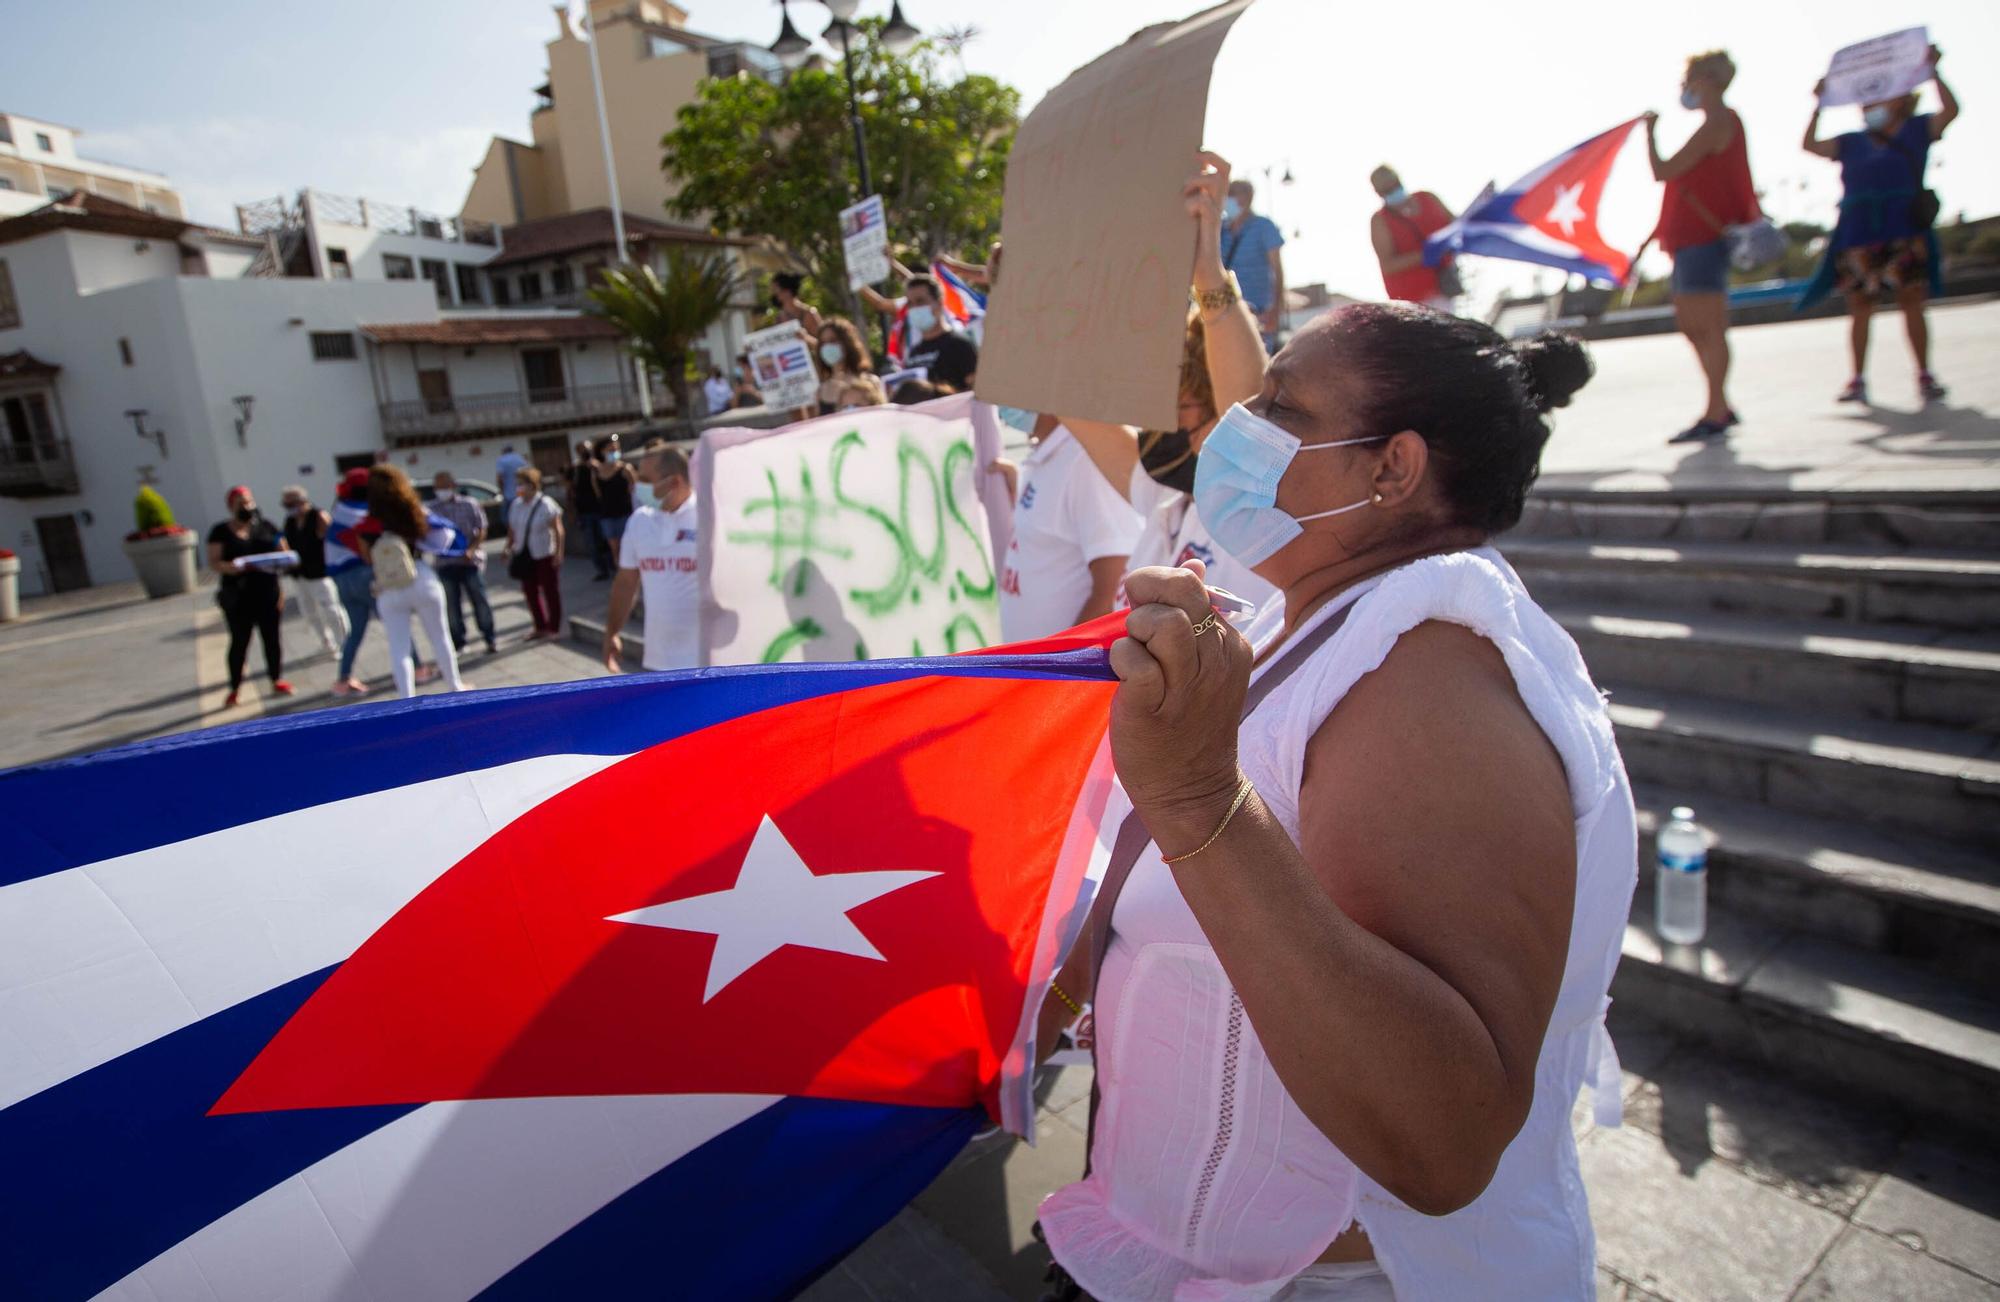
[181,39,1971,1297]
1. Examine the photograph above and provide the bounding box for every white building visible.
[0,111,185,221]
[0,192,682,598]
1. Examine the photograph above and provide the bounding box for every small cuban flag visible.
[1424,118,1643,286]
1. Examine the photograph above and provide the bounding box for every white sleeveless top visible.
[1040,548,1637,1302]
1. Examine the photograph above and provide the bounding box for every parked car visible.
[415,476,507,537]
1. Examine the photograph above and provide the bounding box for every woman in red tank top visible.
[1644,49,1757,444]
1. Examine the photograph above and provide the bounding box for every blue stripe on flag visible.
[480,1097,980,1301]
[0,966,416,1302]
[0,650,1113,886]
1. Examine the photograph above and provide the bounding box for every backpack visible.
[372,533,418,592]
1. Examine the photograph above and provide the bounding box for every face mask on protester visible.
[819,342,845,366]
[1139,426,1199,495]
[605,449,621,464]
[906,304,937,333]
[434,489,455,502]
[1680,87,1702,110]
[1192,403,1387,567]
[1863,104,1894,131]
[1222,196,1243,222]
[634,481,658,511]
[1382,186,1408,207]
[233,507,256,523]
[996,405,1037,435]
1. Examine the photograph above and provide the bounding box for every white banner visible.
[840,194,892,290]
[696,395,1007,666]
[1820,26,1931,109]
[743,321,821,412]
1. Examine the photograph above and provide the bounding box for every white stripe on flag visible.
[93,1093,779,1302]
[0,752,627,1109]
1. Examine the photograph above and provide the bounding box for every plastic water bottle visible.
[1655,806,1708,945]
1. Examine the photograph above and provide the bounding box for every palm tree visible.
[585,247,743,435]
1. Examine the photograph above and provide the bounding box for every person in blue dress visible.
[1800,44,1959,404]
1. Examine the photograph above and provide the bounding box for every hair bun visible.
[1512,331,1594,414]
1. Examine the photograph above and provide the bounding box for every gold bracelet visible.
[1048,982,1085,1016]
[1160,775,1256,864]
[1189,271,1241,313]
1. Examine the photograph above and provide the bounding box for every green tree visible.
[584,248,743,435]
[661,19,1018,323]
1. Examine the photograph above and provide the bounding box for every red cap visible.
[226,484,252,504]
[342,468,371,494]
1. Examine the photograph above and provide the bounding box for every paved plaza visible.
[2,302,1997,1300]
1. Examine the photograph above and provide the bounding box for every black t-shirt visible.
[281,510,328,578]
[570,462,601,513]
[907,330,978,391]
[596,463,636,519]
[209,516,283,603]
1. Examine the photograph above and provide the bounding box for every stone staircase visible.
[1502,487,2000,1137]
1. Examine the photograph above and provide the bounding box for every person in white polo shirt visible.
[996,411,1141,642]
[601,442,701,672]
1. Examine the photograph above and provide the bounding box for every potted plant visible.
[122,486,198,598]
[0,548,18,622]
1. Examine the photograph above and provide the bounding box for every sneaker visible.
[222,690,239,708]
[1668,418,1731,444]
[1919,372,1947,402]
[272,680,296,696]
[484,641,498,655]
[1836,377,1867,404]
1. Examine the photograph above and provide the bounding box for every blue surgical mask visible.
[906,304,937,333]
[1193,403,1386,567]
[1680,87,1701,110]
[606,449,621,464]
[1222,196,1242,222]
[635,481,659,511]
[1863,105,1893,131]
[996,405,1037,435]
[1383,186,1408,206]
[819,342,845,365]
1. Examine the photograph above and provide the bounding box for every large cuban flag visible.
[1424,117,1644,286]
[0,636,1124,1299]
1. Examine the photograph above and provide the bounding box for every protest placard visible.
[1819,27,1931,109]
[697,394,1005,666]
[743,322,821,411]
[841,194,893,290]
[976,1,1255,432]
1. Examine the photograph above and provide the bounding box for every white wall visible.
[0,239,440,596]
[63,229,183,294]
[306,211,497,303]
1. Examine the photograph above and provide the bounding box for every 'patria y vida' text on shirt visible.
[619,496,702,671]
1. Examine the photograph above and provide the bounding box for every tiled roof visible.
[485,207,748,267]
[359,315,623,346]
[0,349,61,379]
[0,192,188,248]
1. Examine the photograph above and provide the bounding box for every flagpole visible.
[582,7,654,419]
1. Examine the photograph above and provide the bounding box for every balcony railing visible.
[236,190,499,247]
[0,437,79,497]
[378,382,676,444]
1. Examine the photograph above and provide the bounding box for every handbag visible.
[507,497,543,581]
[1885,133,1941,230]
[1682,191,1784,272]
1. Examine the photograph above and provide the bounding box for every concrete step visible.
[1632,785,2000,986]
[1515,487,2000,550]
[1502,538,2000,632]
[1612,893,2000,1139]
[1607,686,2000,851]
[1553,605,2000,733]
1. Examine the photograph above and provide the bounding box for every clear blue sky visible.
[4,0,1995,299]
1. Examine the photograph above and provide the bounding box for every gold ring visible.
[1189,611,1222,639]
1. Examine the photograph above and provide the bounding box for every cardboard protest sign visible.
[1820,27,1931,109]
[976,0,1255,433]
[697,394,1005,666]
[744,322,821,411]
[841,194,893,290]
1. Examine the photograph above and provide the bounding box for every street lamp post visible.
[772,1,921,352]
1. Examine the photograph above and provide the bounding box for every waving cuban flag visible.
[0,627,1125,1300]
[1425,117,1644,286]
